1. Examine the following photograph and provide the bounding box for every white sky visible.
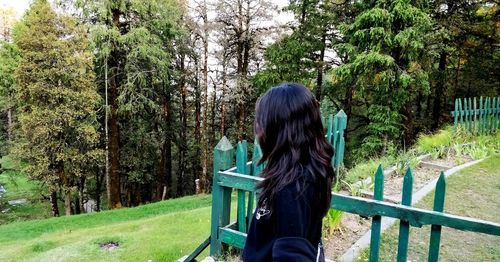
[1,0,291,20]
[1,0,32,18]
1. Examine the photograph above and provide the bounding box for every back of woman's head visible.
[255,83,334,216]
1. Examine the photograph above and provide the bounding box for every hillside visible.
[0,194,212,261]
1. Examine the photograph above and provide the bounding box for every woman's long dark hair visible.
[255,83,335,216]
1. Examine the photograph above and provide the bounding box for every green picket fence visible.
[452,97,500,133]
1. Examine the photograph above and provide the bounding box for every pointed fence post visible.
[397,168,413,262]
[369,165,384,262]
[453,98,458,131]
[473,97,477,133]
[236,140,248,233]
[333,110,347,173]
[210,136,234,256]
[247,139,264,227]
[428,172,446,262]
[479,96,484,134]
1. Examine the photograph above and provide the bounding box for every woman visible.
[242,83,335,262]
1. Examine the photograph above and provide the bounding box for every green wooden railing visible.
[451,97,500,134]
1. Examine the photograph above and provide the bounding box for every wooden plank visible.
[463,98,469,130]
[181,236,211,262]
[333,110,347,171]
[493,97,497,132]
[479,97,484,134]
[218,171,262,192]
[330,193,500,236]
[485,97,490,133]
[453,98,458,130]
[210,137,234,256]
[219,227,247,249]
[473,97,477,132]
[397,168,413,262]
[428,173,446,262]
[468,97,472,131]
[236,141,248,233]
[458,98,463,125]
[326,114,334,145]
[369,165,384,262]
[496,96,500,130]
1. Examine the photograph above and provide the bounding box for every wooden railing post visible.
[396,168,413,262]
[210,136,234,256]
[333,110,347,173]
[369,165,384,262]
[236,140,248,233]
[428,172,446,262]
[247,139,264,227]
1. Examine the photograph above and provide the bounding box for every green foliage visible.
[13,0,102,196]
[329,0,432,158]
[323,208,344,235]
[415,125,499,160]
[415,127,452,153]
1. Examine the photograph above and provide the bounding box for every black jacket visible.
[242,171,325,262]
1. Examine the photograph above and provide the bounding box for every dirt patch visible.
[324,213,371,258]
[100,241,120,251]
[429,155,472,167]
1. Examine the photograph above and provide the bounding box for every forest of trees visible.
[0,0,498,216]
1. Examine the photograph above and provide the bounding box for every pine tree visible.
[14,0,101,216]
[329,0,432,158]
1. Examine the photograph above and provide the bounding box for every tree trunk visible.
[432,52,447,130]
[95,170,102,211]
[107,8,123,209]
[64,189,72,216]
[6,107,12,141]
[201,0,209,193]
[177,52,187,198]
[220,58,227,137]
[50,190,59,217]
[78,176,85,213]
[210,82,217,147]
[163,89,172,197]
[315,33,326,101]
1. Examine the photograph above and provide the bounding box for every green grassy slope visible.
[0,194,213,261]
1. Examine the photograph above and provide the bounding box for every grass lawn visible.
[356,154,500,261]
[0,156,53,224]
[0,194,215,261]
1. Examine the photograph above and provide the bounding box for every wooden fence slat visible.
[495,97,500,131]
[473,97,477,132]
[464,98,469,130]
[468,97,472,132]
[458,98,463,125]
[453,98,458,130]
[248,139,264,227]
[369,165,384,262]
[397,168,413,262]
[485,97,490,133]
[210,137,234,256]
[333,110,347,171]
[236,141,248,233]
[428,172,446,262]
[326,114,334,145]
[492,97,497,132]
[479,96,484,134]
